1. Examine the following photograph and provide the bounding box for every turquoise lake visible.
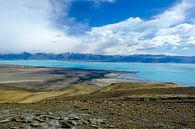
[0,60,195,86]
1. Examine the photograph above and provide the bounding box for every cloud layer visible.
[0,0,195,55]
[82,0,195,55]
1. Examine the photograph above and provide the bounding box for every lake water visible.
[0,60,195,86]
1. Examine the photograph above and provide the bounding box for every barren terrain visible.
[0,65,194,129]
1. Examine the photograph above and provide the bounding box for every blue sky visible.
[69,0,176,27]
[0,0,195,55]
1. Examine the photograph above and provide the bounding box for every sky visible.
[0,0,195,55]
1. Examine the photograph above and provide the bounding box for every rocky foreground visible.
[0,82,195,129]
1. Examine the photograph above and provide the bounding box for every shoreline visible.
[0,63,186,87]
[0,64,145,86]
[1,60,195,87]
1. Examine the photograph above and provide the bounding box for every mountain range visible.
[0,52,195,63]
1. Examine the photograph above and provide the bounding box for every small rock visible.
[77,119,85,125]
[106,125,114,128]
[81,108,88,111]
[68,120,78,126]
[39,115,48,119]
[61,121,72,128]
[0,119,10,123]
[56,116,64,120]
[88,118,97,125]
[82,120,89,125]
[90,124,99,128]
[31,121,41,127]
[12,116,28,123]
[69,116,80,120]
[48,120,60,127]
[47,112,53,115]
[39,115,54,119]
[48,116,55,119]
[35,113,42,116]
[34,117,45,122]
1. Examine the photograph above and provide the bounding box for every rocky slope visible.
[0,82,194,129]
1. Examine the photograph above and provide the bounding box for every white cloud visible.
[0,0,194,55]
[0,0,82,53]
[81,0,195,55]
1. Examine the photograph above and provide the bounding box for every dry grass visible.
[0,89,32,103]
[83,82,195,100]
[0,83,98,103]
[0,82,194,103]
[98,82,180,93]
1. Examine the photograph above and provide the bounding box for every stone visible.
[12,116,28,123]
[90,124,99,128]
[39,115,54,119]
[77,119,85,125]
[31,121,41,127]
[61,121,71,128]
[68,120,78,126]
[82,120,89,125]
[35,113,42,116]
[56,116,64,120]
[81,108,88,111]
[48,116,55,119]
[106,125,114,128]
[47,112,53,115]
[39,115,48,119]
[0,119,10,123]
[48,120,60,127]
[88,118,97,125]
[69,116,80,120]
[34,117,45,122]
